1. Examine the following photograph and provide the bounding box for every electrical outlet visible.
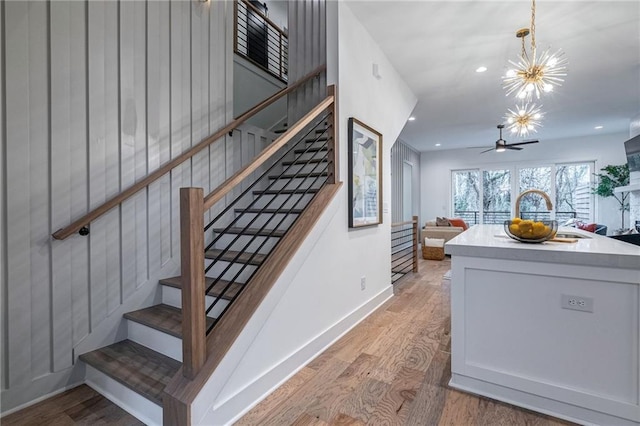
[561,294,594,313]
[360,276,366,291]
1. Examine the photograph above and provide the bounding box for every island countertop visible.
[445,224,640,270]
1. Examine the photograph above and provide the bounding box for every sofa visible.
[421,217,469,243]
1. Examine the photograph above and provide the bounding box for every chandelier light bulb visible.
[506,69,517,78]
[505,103,544,137]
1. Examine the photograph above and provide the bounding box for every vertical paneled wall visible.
[0,0,234,412]
[391,140,421,223]
[287,0,326,123]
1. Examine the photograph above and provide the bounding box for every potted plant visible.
[592,164,630,232]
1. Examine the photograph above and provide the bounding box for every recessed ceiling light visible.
[476,66,487,73]
[594,125,603,130]
[408,116,416,121]
[435,143,441,147]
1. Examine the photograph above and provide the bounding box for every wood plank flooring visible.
[1,384,143,426]
[238,258,576,426]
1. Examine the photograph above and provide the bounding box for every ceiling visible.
[346,1,640,152]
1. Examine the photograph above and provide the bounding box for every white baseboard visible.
[197,286,394,426]
[449,374,639,426]
[85,364,162,426]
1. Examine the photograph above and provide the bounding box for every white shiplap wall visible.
[391,140,421,223]
[0,0,246,412]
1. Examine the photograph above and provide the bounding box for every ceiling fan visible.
[480,124,539,153]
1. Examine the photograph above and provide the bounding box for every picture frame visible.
[348,117,383,228]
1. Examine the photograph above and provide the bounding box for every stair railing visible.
[391,215,419,284]
[51,64,326,241]
[178,88,336,379]
[235,0,288,82]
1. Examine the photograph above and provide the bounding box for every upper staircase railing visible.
[51,64,326,241]
[235,0,288,82]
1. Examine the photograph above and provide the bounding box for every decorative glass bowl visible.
[504,219,558,243]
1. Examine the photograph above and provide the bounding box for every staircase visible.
[79,110,335,424]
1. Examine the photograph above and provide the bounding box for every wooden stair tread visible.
[253,188,319,195]
[79,339,181,406]
[160,276,244,300]
[268,172,327,179]
[282,158,328,166]
[123,304,214,338]
[205,249,266,265]
[212,227,286,237]
[234,208,304,214]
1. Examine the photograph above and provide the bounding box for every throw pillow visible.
[436,217,451,226]
[425,219,437,226]
[576,222,597,233]
[448,218,468,230]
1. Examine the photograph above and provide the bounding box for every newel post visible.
[180,187,206,379]
[413,215,419,273]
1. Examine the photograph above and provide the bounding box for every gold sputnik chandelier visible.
[505,103,544,137]
[503,0,567,102]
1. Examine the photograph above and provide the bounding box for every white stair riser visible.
[208,234,279,254]
[85,364,162,426]
[162,284,230,318]
[127,320,183,362]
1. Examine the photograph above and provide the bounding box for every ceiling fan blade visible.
[505,145,523,150]
[479,147,495,154]
[509,140,539,146]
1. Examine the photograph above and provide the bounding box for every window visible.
[518,166,552,221]
[451,162,594,224]
[556,163,593,222]
[453,170,480,224]
[482,169,511,224]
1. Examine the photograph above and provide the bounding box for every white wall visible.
[0,0,233,413]
[419,132,629,233]
[192,2,416,424]
[233,55,286,129]
[264,0,288,31]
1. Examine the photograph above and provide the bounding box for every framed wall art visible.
[348,117,382,228]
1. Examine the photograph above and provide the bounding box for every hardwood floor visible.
[237,258,576,426]
[1,384,143,426]
[3,258,576,426]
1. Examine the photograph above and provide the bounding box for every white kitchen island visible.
[445,225,640,426]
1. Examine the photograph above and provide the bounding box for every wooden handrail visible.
[203,95,334,211]
[51,64,326,240]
